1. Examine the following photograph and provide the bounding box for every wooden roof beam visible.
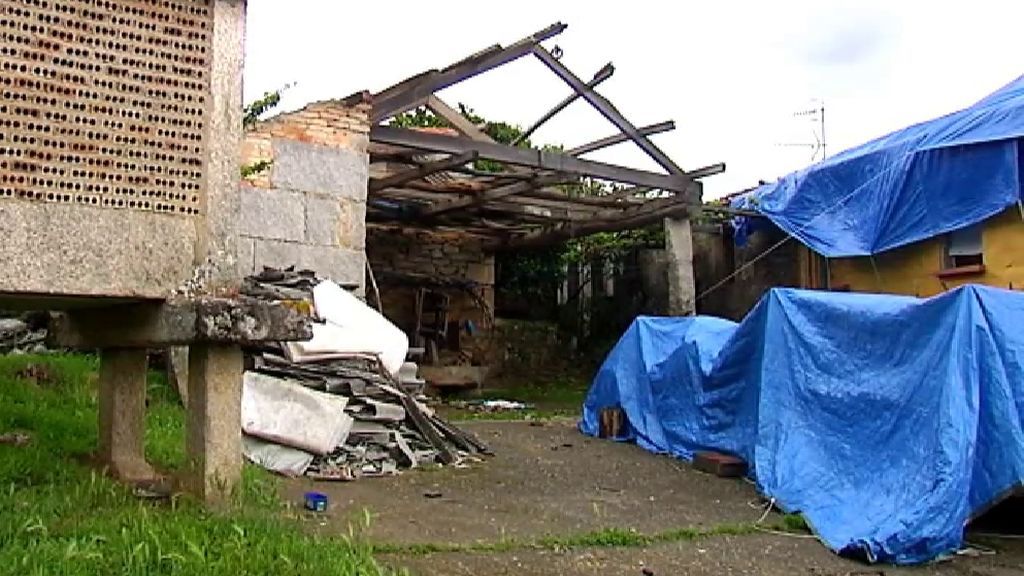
[567,121,675,157]
[369,151,478,192]
[531,44,686,176]
[371,126,694,193]
[512,63,615,146]
[372,23,567,122]
[500,195,695,249]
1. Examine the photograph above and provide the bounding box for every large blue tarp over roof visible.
[734,75,1024,256]
[580,285,1024,564]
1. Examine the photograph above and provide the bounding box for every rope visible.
[870,256,883,291]
[697,154,925,303]
[755,497,776,525]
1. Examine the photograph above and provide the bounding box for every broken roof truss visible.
[368,23,724,248]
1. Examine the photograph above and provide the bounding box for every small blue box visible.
[304,491,328,512]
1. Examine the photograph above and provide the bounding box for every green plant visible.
[0,354,392,576]
[240,84,292,179]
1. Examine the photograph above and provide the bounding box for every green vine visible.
[241,84,293,178]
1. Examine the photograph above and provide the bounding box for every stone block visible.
[239,187,304,242]
[466,262,495,285]
[271,139,367,201]
[0,202,195,299]
[305,194,342,246]
[344,201,366,250]
[255,240,365,287]
[237,236,255,277]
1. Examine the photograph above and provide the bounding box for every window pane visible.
[948,224,983,256]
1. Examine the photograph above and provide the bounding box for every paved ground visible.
[282,419,1024,576]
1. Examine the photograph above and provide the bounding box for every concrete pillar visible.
[665,217,696,315]
[98,348,156,482]
[167,346,190,408]
[185,344,244,503]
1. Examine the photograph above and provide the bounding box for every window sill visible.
[936,264,986,279]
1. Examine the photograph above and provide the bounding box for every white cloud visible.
[244,0,1024,199]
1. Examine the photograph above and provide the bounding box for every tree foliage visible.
[241,85,291,177]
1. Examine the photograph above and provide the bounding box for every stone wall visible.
[690,222,801,320]
[239,97,370,290]
[366,225,495,365]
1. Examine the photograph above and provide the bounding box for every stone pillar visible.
[167,346,190,408]
[97,348,156,482]
[185,344,244,503]
[664,217,696,315]
[197,0,247,290]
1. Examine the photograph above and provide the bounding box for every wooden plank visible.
[425,96,493,142]
[502,196,693,249]
[532,45,686,175]
[371,126,694,193]
[399,394,458,464]
[372,23,567,122]
[369,151,478,192]
[513,63,615,145]
[567,121,675,156]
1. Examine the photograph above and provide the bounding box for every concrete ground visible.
[283,420,1024,576]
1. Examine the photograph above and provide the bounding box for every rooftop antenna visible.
[777,99,827,162]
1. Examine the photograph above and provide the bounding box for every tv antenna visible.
[776,100,826,162]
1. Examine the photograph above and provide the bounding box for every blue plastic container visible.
[303,491,328,512]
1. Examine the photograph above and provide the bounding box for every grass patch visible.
[0,353,396,576]
[444,373,591,422]
[375,522,758,556]
[779,513,809,533]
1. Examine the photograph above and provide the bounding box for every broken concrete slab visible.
[50,297,313,349]
[241,371,353,455]
[242,435,315,477]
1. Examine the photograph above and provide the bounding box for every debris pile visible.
[0,316,47,355]
[240,267,490,481]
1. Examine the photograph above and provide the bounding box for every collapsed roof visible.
[367,23,725,248]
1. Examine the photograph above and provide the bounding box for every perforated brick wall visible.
[0,0,213,216]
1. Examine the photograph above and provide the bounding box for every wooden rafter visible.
[368,152,478,192]
[371,126,693,192]
[372,23,567,122]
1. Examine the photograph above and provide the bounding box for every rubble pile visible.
[0,315,47,355]
[240,267,490,481]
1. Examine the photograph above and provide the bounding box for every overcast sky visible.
[244,0,1024,199]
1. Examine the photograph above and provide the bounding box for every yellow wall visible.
[802,207,1024,297]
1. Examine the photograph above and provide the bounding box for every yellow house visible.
[799,206,1024,296]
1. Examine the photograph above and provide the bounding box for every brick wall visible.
[366,225,495,365]
[239,96,371,289]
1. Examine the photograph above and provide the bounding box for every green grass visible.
[444,374,591,422]
[0,354,394,576]
[373,522,758,556]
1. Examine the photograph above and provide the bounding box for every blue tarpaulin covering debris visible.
[580,285,1024,564]
[733,75,1024,256]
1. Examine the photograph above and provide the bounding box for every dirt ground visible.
[282,420,1024,576]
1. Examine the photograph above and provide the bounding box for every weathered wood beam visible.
[685,163,727,179]
[500,196,694,249]
[421,173,568,216]
[372,23,567,122]
[425,96,492,142]
[567,121,675,156]
[369,152,479,192]
[513,63,615,145]
[371,126,693,193]
[532,45,686,175]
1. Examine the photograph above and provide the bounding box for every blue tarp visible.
[734,75,1024,256]
[580,285,1024,564]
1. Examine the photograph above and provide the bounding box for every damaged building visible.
[238,23,724,385]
